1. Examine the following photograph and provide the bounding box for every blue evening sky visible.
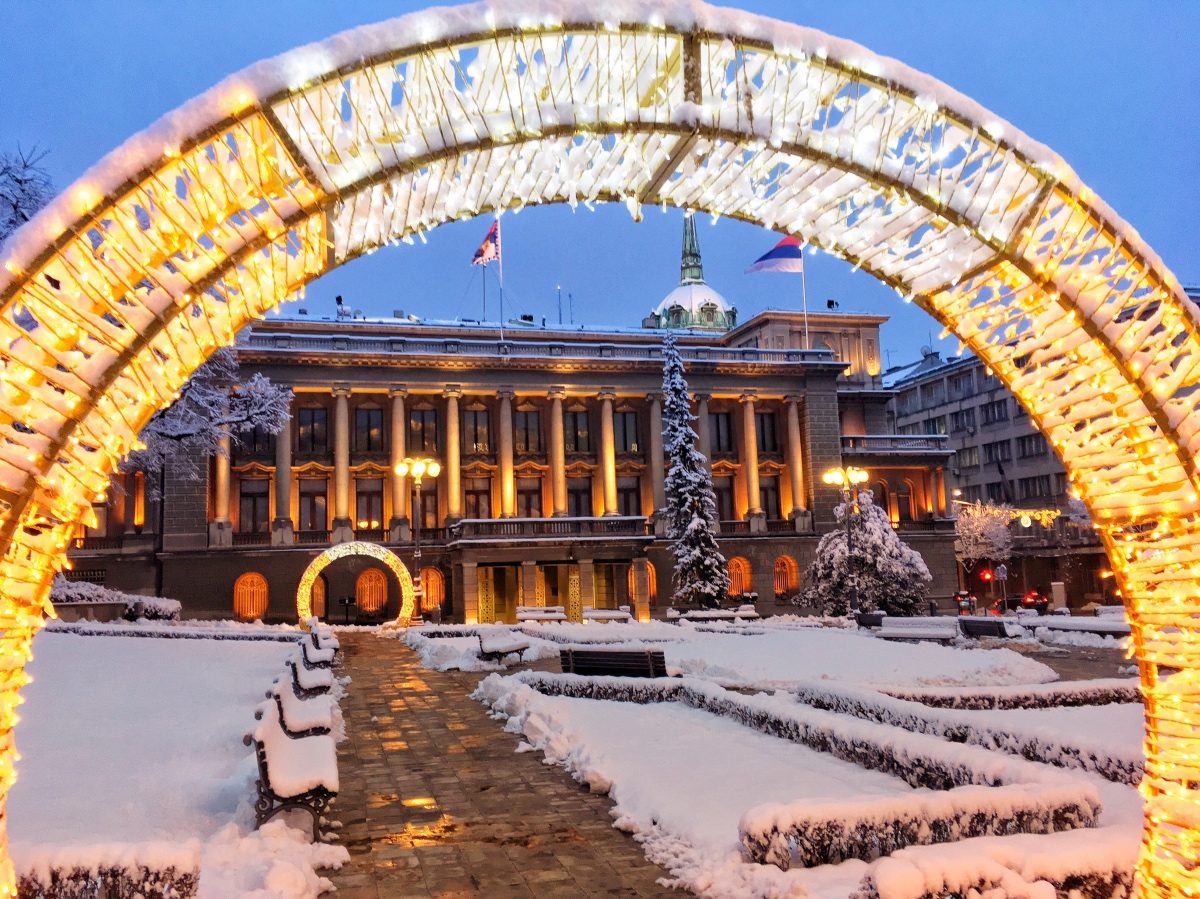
[1,2,1195,367]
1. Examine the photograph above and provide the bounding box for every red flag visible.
[471,220,501,266]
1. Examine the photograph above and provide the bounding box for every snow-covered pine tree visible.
[0,145,54,243]
[800,489,931,616]
[661,332,729,608]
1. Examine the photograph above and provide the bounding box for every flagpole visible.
[497,216,505,342]
[800,248,811,350]
[482,262,487,322]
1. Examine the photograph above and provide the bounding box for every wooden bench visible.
[855,611,885,628]
[583,607,633,622]
[283,656,334,700]
[244,699,338,842]
[958,617,1019,639]
[516,605,567,622]
[299,638,335,670]
[260,681,334,738]
[477,632,530,664]
[560,648,668,678]
[874,617,960,644]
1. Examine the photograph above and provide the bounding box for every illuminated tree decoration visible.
[296,541,414,626]
[0,2,1194,896]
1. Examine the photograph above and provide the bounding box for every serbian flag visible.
[471,220,501,266]
[745,235,805,273]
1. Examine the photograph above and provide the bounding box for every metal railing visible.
[841,434,952,453]
[70,536,122,551]
[893,518,955,532]
[232,532,271,546]
[719,520,751,534]
[295,530,331,545]
[451,517,648,540]
[354,529,386,543]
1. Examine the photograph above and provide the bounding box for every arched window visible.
[872,482,890,521]
[728,557,752,598]
[896,480,914,522]
[626,562,659,605]
[356,568,388,614]
[233,572,268,621]
[419,567,444,613]
[647,561,657,604]
[773,556,799,599]
[311,575,326,619]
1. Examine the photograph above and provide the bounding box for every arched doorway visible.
[773,556,799,600]
[419,567,444,614]
[296,541,414,625]
[728,557,752,599]
[0,5,1193,892]
[355,568,388,616]
[232,572,268,622]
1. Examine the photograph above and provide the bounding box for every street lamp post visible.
[394,457,441,616]
[823,466,869,609]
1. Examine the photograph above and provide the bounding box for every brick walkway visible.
[325,633,680,898]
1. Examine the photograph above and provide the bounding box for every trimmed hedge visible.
[881,679,1140,710]
[851,864,1133,899]
[17,863,198,899]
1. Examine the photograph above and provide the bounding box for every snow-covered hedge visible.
[793,682,1142,785]
[14,841,200,899]
[852,857,1133,899]
[740,783,1099,869]
[50,575,181,622]
[881,679,1141,710]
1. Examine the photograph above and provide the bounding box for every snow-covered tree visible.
[954,500,1014,572]
[800,489,931,616]
[661,332,729,608]
[121,346,291,490]
[0,146,54,243]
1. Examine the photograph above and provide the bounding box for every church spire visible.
[680,210,705,284]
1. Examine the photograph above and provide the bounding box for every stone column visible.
[578,558,596,610]
[521,560,538,608]
[631,558,651,622]
[695,393,712,473]
[332,386,353,543]
[599,390,618,516]
[498,390,515,517]
[741,392,764,532]
[209,433,232,547]
[389,387,409,541]
[549,388,567,516]
[444,387,462,520]
[785,396,807,521]
[647,393,666,514]
[934,466,947,518]
[271,405,294,546]
[461,560,478,624]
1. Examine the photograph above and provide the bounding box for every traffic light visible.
[980,569,993,582]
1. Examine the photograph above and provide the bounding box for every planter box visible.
[53,600,127,622]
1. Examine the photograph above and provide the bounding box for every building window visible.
[897,390,919,415]
[463,409,490,454]
[233,572,268,622]
[355,568,387,615]
[897,423,923,436]
[955,446,980,469]
[298,479,327,531]
[464,477,491,519]
[311,575,326,619]
[516,477,542,518]
[355,478,384,530]
[713,476,736,521]
[408,409,437,453]
[755,412,779,453]
[920,382,946,407]
[982,440,1012,465]
[417,480,438,529]
[711,412,734,453]
[1017,433,1048,458]
[244,424,275,454]
[986,481,1006,502]
[567,477,592,517]
[923,416,947,435]
[419,567,444,613]
[949,371,974,398]
[1019,475,1053,500]
[297,408,327,453]
[1053,472,1069,497]
[895,481,913,521]
[514,410,541,453]
[238,480,270,533]
[616,477,641,516]
[773,556,799,599]
[963,485,983,503]
[355,408,385,453]
[564,411,590,453]
[760,476,781,520]
[950,409,975,433]
[728,557,752,597]
[614,411,639,453]
[980,399,1009,425]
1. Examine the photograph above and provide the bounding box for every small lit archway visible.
[419,567,444,613]
[728,557,752,598]
[296,541,414,624]
[773,556,799,599]
[233,572,269,622]
[355,568,388,614]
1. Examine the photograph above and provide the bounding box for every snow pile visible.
[10,632,347,897]
[49,574,181,621]
[792,683,1143,784]
[1034,626,1129,650]
[399,626,558,671]
[882,679,1141,710]
[44,617,305,642]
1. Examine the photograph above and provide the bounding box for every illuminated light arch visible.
[0,1,1194,894]
[296,541,414,624]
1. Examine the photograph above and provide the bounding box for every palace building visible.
[67,218,958,623]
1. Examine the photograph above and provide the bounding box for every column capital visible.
[694,392,711,403]
[497,388,516,401]
[443,386,463,399]
[645,392,664,405]
[388,385,408,398]
[784,394,804,405]
[597,388,617,402]
[548,387,567,400]
[740,390,758,403]
[332,384,351,398]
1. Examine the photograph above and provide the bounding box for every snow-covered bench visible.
[282,655,334,700]
[477,632,530,664]
[874,617,960,644]
[957,616,1022,639]
[676,605,761,622]
[560,648,667,678]
[244,698,338,841]
[583,606,633,622]
[516,605,567,622]
[299,637,336,670]
[305,617,340,651]
[260,681,334,738]
[1094,605,1127,619]
[1036,617,1131,638]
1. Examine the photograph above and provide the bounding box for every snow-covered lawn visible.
[10,631,347,897]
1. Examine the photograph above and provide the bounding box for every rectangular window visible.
[711,412,735,454]
[86,503,108,538]
[355,478,384,530]
[354,408,384,453]
[956,446,980,469]
[980,399,1009,425]
[244,424,275,454]
[986,481,1006,502]
[755,412,779,453]
[616,477,641,516]
[417,480,438,529]
[760,476,781,520]
[920,381,946,407]
[897,423,923,436]
[464,477,491,519]
[1019,475,1053,500]
[563,411,590,453]
[238,480,270,533]
[462,409,490,454]
[614,411,639,453]
[408,409,437,453]
[923,416,947,435]
[963,484,983,503]
[1016,433,1048,458]
[516,477,542,518]
[898,390,919,415]
[566,477,592,517]
[950,408,975,433]
[949,371,975,398]
[297,408,327,453]
[982,440,1012,464]
[298,479,327,532]
[713,476,736,522]
[1053,472,1069,496]
[514,410,541,453]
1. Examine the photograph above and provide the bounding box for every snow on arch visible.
[0,1,1194,894]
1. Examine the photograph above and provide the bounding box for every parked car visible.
[989,590,1050,616]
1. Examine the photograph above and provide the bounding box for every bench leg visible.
[254,780,335,842]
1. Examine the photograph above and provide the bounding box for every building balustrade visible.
[893,518,956,532]
[354,528,387,543]
[232,532,271,546]
[719,520,751,534]
[450,516,649,540]
[295,530,332,545]
[842,434,952,453]
[71,536,123,551]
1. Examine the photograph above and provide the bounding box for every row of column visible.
[211,387,809,540]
